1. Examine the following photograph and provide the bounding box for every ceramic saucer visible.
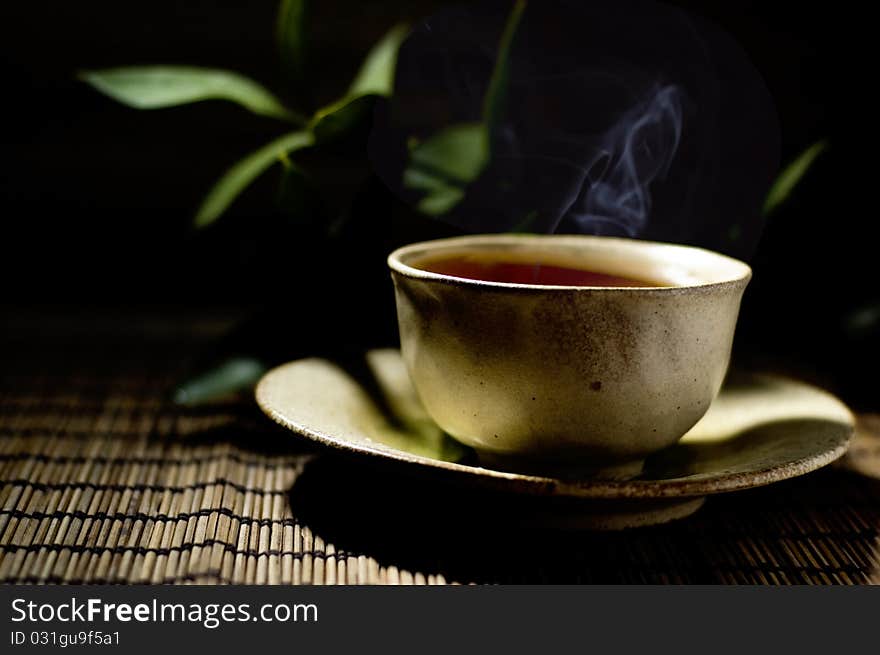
[256,349,854,529]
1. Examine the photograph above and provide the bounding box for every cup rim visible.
[388,234,752,293]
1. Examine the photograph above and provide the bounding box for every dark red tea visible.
[413,252,661,287]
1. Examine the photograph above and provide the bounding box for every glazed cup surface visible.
[388,234,751,476]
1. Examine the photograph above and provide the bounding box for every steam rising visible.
[566,84,682,236]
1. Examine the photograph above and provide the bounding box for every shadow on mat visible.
[288,455,710,583]
[288,455,880,584]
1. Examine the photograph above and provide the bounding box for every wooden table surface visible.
[1,310,879,584]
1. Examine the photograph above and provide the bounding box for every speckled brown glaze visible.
[388,234,752,473]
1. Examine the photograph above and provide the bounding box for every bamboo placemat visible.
[1,311,879,584]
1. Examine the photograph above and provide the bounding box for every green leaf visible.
[195,130,314,227]
[276,0,309,92]
[172,357,267,406]
[415,186,465,216]
[309,95,375,143]
[403,123,488,216]
[305,24,408,143]
[483,0,526,129]
[402,167,451,193]
[400,1,526,218]
[347,23,409,97]
[410,123,489,183]
[79,66,303,123]
[404,165,466,214]
[763,140,828,216]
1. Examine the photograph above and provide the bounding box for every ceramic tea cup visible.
[387,234,751,478]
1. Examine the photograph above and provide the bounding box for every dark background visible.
[1,1,875,407]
